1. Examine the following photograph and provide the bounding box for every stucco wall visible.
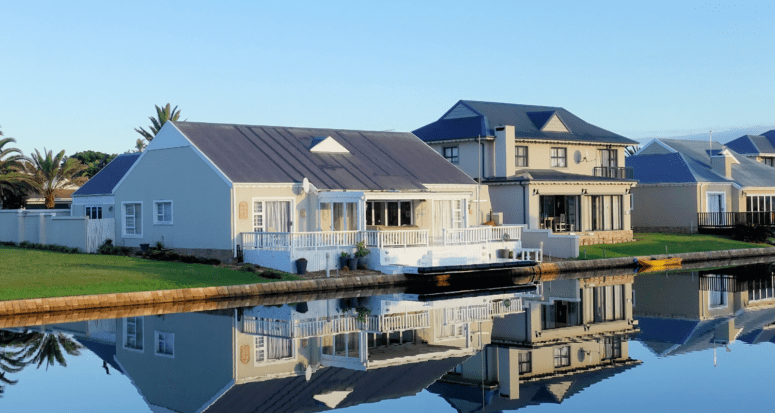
[631,185,699,232]
[113,146,233,251]
[512,141,628,177]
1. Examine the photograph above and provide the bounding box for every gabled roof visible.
[725,134,775,155]
[72,153,141,197]
[172,122,475,191]
[484,169,636,183]
[626,139,775,187]
[413,100,637,145]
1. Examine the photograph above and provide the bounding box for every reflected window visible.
[554,346,570,368]
[593,285,625,322]
[542,300,581,329]
[603,336,622,360]
[749,275,775,301]
[155,331,174,358]
[124,317,143,351]
[519,351,532,373]
[255,336,294,364]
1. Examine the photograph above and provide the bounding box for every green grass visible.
[576,232,772,260]
[0,246,299,301]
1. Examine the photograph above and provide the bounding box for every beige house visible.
[414,100,638,246]
[627,139,775,233]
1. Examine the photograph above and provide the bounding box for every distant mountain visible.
[626,125,775,145]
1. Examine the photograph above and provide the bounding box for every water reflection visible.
[1,263,775,411]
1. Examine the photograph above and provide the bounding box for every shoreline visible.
[1,247,774,318]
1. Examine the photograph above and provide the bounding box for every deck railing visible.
[593,166,634,179]
[442,225,522,246]
[241,226,521,251]
[698,212,775,228]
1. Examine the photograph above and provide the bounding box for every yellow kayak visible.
[636,257,682,268]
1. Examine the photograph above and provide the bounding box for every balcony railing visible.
[698,211,775,228]
[593,166,634,179]
[241,226,523,251]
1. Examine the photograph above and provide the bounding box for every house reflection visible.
[428,275,641,411]
[633,264,775,357]
[100,288,536,413]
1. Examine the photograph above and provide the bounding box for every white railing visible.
[365,230,429,248]
[442,225,522,246]
[378,312,431,332]
[242,317,292,337]
[490,298,524,317]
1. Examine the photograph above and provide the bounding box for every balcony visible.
[698,211,775,229]
[593,166,634,179]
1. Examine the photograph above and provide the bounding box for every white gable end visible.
[145,122,191,151]
[541,114,570,133]
[310,136,350,154]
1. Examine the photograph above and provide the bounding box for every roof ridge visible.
[171,121,412,136]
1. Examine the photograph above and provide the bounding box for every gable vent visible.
[310,136,350,154]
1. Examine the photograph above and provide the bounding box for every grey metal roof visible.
[71,153,141,196]
[484,169,635,183]
[725,134,775,155]
[173,122,475,190]
[413,100,638,145]
[626,139,775,187]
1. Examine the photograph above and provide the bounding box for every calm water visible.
[2,262,775,413]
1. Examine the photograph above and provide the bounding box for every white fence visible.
[86,219,115,253]
[241,226,523,251]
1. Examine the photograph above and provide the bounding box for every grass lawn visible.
[0,246,299,301]
[576,232,772,260]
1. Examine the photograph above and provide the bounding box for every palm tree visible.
[134,103,182,142]
[0,130,28,205]
[20,149,87,209]
[20,332,82,370]
[625,145,640,156]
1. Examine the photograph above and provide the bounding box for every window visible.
[124,317,143,351]
[708,275,728,309]
[515,146,528,167]
[254,336,294,364]
[745,195,775,225]
[604,336,622,360]
[253,200,292,232]
[153,201,173,225]
[123,202,142,237]
[85,206,102,219]
[599,149,618,168]
[593,285,626,322]
[590,195,623,231]
[554,346,570,368]
[748,275,775,302]
[155,331,174,358]
[443,146,459,164]
[253,201,264,232]
[519,351,532,373]
[551,147,567,167]
[542,300,582,329]
[763,157,775,167]
[366,201,413,226]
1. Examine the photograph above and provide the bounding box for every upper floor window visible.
[515,146,528,167]
[85,206,102,220]
[554,346,571,368]
[519,351,532,373]
[603,336,622,360]
[600,149,618,168]
[551,147,567,167]
[443,146,459,164]
[763,157,775,167]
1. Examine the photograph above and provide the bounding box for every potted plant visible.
[295,257,308,275]
[355,241,370,269]
[339,251,350,269]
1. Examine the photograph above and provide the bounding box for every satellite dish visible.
[302,177,310,194]
[502,233,511,242]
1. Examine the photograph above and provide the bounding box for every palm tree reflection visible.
[0,330,83,396]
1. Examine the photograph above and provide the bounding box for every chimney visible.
[495,125,515,177]
[710,149,737,179]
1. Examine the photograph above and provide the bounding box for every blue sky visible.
[2,1,774,157]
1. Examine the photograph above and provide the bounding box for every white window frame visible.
[706,191,726,213]
[551,147,567,168]
[154,331,175,358]
[122,201,143,238]
[153,200,173,225]
[365,200,413,227]
[254,335,295,365]
[252,198,295,233]
[123,317,144,353]
[85,205,103,220]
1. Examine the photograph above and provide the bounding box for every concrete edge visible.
[2,247,774,317]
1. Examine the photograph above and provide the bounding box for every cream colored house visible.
[111,121,535,273]
[414,100,638,246]
[627,139,775,233]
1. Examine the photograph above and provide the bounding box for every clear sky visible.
[2,1,774,157]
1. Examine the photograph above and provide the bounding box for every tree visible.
[71,150,118,178]
[0,128,28,208]
[625,145,640,156]
[19,149,88,209]
[134,103,182,143]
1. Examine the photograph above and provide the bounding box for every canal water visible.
[1,262,774,412]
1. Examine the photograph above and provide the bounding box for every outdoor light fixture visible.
[533,189,540,195]
[582,189,588,195]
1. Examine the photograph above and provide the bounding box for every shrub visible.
[240,263,258,273]
[164,251,181,261]
[261,269,285,279]
[135,251,144,256]
[205,258,221,266]
[180,255,198,263]
[732,224,773,243]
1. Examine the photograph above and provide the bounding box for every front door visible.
[707,193,725,214]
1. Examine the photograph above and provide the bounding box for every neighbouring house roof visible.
[626,139,775,187]
[72,153,141,197]
[172,121,475,191]
[413,100,638,145]
[725,134,775,156]
[483,169,636,184]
